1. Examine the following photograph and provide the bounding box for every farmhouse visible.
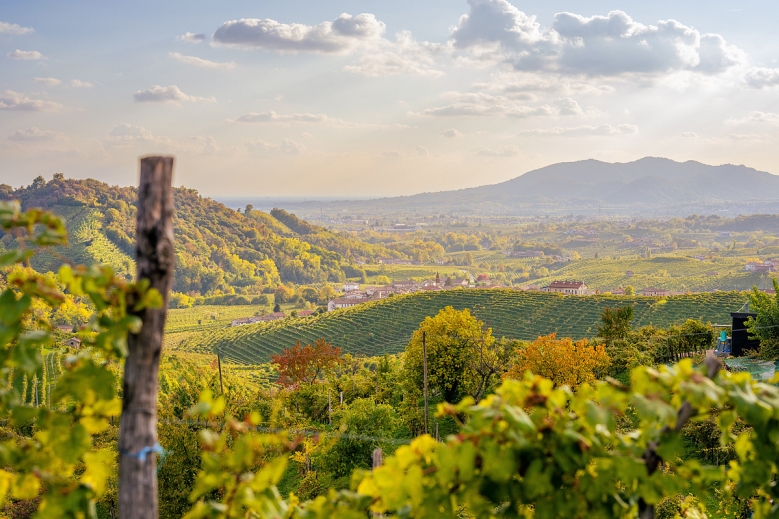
[641,287,670,297]
[745,263,771,273]
[56,324,74,332]
[296,310,315,317]
[327,298,364,312]
[343,282,360,292]
[231,312,286,326]
[625,271,634,278]
[611,287,625,295]
[64,337,81,348]
[541,281,588,295]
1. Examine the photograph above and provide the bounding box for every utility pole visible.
[216,348,224,395]
[118,156,175,519]
[422,331,429,435]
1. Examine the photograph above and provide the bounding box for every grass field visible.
[178,289,748,365]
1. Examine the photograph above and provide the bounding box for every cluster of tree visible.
[0,175,405,297]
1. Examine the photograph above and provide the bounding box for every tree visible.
[271,338,342,387]
[318,285,336,303]
[190,359,779,519]
[597,306,634,344]
[403,306,498,404]
[625,284,635,296]
[504,333,610,388]
[273,303,281,313]
[746,278,779,359]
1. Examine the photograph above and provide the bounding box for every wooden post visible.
[118,156,175,519]
[422,331,429,435]
[372,448,383,518]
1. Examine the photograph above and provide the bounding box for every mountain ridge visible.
[274,157,779,216]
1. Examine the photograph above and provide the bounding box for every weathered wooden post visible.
[118,156,175,519]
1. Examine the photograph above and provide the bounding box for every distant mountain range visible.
[274,158,779,216]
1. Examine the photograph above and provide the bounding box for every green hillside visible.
[0,175,400,295]
[180,289,748,364]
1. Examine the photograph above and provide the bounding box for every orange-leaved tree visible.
[271,338,342,387]
[504,333,609,388]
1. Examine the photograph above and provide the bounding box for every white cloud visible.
[244,137,307,154]
[744,68,779,88]
[417,91,564,118]
[236,110,327,123]
[8,127,63,142]
[451,1,742,76]
[7,49,43,60]
[0,22,34,35]
[519,124,639,136]
[680,131,698,138]
[169,52,236,69]
[34,77,61,86]
[69,79,93,88]
[133,85,216,104]
[176,32,206,43]
[108,123,154,141]
[212,13,385,53]
[0,90,62,111]
[727,111,779,124]
[344,31,445,77]
[471,145,520,157]
[440,128,462,138]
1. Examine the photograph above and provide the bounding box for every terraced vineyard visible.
[179,289,748,365]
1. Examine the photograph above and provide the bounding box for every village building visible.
[231,312,286,326]
[641,287,671,297]
[64,337,81,349]
[327,297,365,312]
[296,310,315,317]
[541,281,588,295]
[746,262,771,273]
[343,282,360,292]
[625,270,634,278]
[56,324,74,332]
[611,287,625,295]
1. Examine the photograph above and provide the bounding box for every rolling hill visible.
[178,289,748,364]
[0,175,399,295]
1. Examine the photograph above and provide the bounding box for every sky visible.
[1,0,778,197]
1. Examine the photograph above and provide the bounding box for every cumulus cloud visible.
[236,110,327,123]
[744,68,779,88]
[0,90,62,111]
[344,30,445,77]
[34,77,61,86]
[133,85,216,104]
[176,32,206,43]
[7,49,43,60]
[212,13,385,53]
[472,73,616,97]
[8,127,63,142]
[519,124,638,136]
[417,91,583,119]
[471,145,520,157]
[244,137,308,154]
[440,128,462,138]
[727,111,779,125]
[169,52,236,69]
[0,22,34,35]
[451,1,742,76]
[69,79,93,88]
[108,123,154,141]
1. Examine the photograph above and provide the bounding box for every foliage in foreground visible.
[186,359,779,519]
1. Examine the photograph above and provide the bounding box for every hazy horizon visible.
[2,0,779,197]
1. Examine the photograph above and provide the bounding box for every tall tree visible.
[597,306,634,344]
[504,333,610,388]
[403,306,501,404]
[271,338,342,387]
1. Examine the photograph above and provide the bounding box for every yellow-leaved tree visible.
[504,333,610,388]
